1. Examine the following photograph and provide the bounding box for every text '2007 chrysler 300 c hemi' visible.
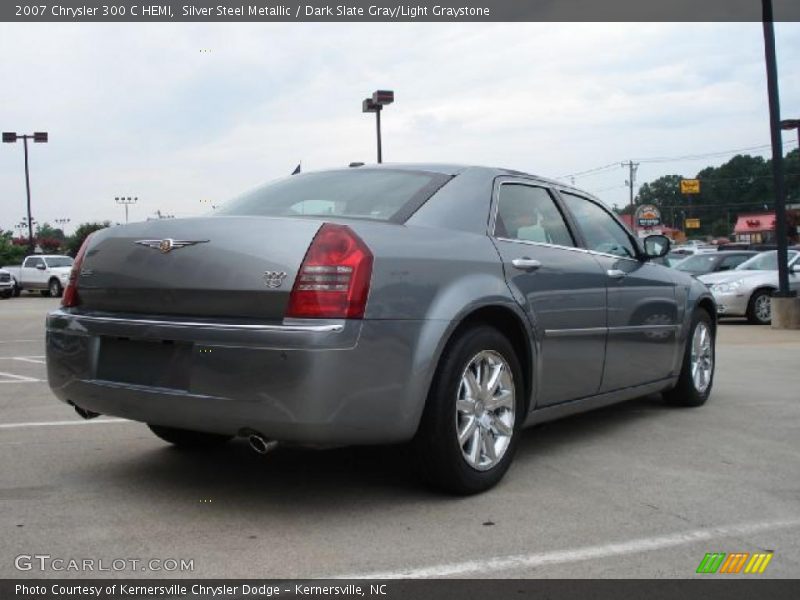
[46,164,716,493]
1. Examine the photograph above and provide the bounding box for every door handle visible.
[607,269,626,279]
[512,258,542,271]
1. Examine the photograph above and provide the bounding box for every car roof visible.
[353,163,590,195]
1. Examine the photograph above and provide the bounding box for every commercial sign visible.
[685,218,701,229]
[681,179,701,194]
[635,204,662,228]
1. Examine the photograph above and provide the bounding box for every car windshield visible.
[675,255,718,271]
[736,250,798,271]
[44,257,74,268]
[216,169,449,222]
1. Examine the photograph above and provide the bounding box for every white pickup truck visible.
[2,255,74,297]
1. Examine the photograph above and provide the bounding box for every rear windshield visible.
[675,255,718,271]
[736,250,798,271]
[216,169,450,222]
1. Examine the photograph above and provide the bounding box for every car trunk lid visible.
[77,216,324,319]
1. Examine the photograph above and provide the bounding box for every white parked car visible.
[2,255,74,297]
[0,269,14,298]
[699,249,800,324]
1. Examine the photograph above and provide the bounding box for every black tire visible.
[48,278,63,298]
[413,325,524,495]
[12,281,21,297]
[147,424,233,448]
[664,309,715,407]
[1,290,11,299]
[746,289,772,325]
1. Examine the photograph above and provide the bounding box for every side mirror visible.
[791,264,800,274]
[35,264,46,270]
[643,234,670,259]
[717,265,731,272]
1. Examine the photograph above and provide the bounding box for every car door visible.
[23,257,45,287]
[559,192,681,392]
[790,252,800,292]
[490,180,608,406]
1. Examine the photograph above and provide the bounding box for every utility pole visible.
[115,196,138,223]
[622,160,639,216]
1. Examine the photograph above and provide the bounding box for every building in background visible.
[733,212,776,244]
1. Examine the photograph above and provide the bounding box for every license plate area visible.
[96,337,192,390]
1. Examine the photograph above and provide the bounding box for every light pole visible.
[362,90,394,163]
[3,131,48,254]
[761,0,794,300]
[115,196,138,223]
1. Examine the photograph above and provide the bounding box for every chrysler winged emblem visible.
[264,271,287,288]
[135,238,209,253]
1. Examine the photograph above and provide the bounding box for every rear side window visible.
[561,193,638,259]
[216,169,450,222]
[719,254,751,270]
[494,184,574,247]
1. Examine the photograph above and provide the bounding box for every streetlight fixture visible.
[115,196,138,223]
[780,118,800,150]
[362,90,394,163]
[3,131,48,254]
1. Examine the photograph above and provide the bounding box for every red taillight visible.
[61,234,93,308]
[285,223,373,319]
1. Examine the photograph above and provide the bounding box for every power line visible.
[561,139,798,180]
[634,140,796,164]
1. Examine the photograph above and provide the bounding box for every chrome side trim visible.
[544,327,607,338]
[608,324,681,334]
[545,324,680,338]
[63,313,344,333]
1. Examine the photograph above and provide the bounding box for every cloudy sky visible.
[1,22,799,234]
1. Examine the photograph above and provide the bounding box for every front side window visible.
[494,184,574,247]
[216,169,449,222]
[561,193,638,259]
[26,257,43,268]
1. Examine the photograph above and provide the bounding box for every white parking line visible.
[10,357,46,364]
[0,339,42,344]
[334,518,800,579]
[0,418,129,429]
[0,370,41,383]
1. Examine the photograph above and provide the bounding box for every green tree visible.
[35,222,66,242]
[66,222,111,256]
[0,230,27,265]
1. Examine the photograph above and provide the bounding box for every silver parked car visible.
[699,249,800,324]
[46,165,716,493]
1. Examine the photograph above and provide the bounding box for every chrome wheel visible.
[754,293,771,323]
[455,350,515,471]
[690,322,713,393]
[49,280,60,297]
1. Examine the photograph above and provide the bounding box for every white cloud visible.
[0,22,798,232]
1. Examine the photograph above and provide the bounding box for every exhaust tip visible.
[71,403,100,420]
[248,434,278,455]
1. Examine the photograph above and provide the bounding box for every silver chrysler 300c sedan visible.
[47,164,716,493]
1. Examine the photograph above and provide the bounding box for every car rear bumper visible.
[46,309,445,445]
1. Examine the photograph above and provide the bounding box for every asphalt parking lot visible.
[1,295,799,579]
